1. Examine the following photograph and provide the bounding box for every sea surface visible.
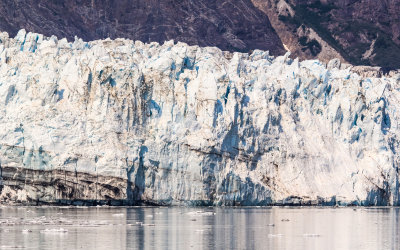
[0,206,398,250]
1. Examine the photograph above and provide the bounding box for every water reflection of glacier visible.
[0,207,398,250]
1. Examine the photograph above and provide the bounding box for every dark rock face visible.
[253,0,400,68]
[297,0,400,68]
[2,0,400,68]
[0,167,129,205]
[0,0,285,55]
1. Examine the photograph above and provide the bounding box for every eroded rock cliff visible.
[0,30,399,206]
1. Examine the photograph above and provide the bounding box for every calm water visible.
[0,206,398,250]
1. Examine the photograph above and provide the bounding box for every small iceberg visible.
[40,228,68,234]
[303,234,321,237]
[112,213,124,217]
[268,234,284,238]
[187,211,215,216]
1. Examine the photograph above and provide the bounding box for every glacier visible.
[0,29,399,206]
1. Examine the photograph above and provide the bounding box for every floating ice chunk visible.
[112,213,124,217]
[303,234,321,237]
[268,234,284,238]
[187,211,215,216]
[40,228,68,234]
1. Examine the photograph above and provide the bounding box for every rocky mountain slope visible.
[0,30,399,206]
[0,0,285,55]
[1,0,399,68]
[253,0,400,68]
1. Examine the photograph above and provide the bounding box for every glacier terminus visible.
[0,30,399,206]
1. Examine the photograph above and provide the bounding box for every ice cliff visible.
[0,30,399,206]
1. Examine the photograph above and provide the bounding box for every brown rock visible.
[253,0,400,68]
[0,0,285,55]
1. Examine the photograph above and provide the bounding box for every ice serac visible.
[0,30,399,206]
